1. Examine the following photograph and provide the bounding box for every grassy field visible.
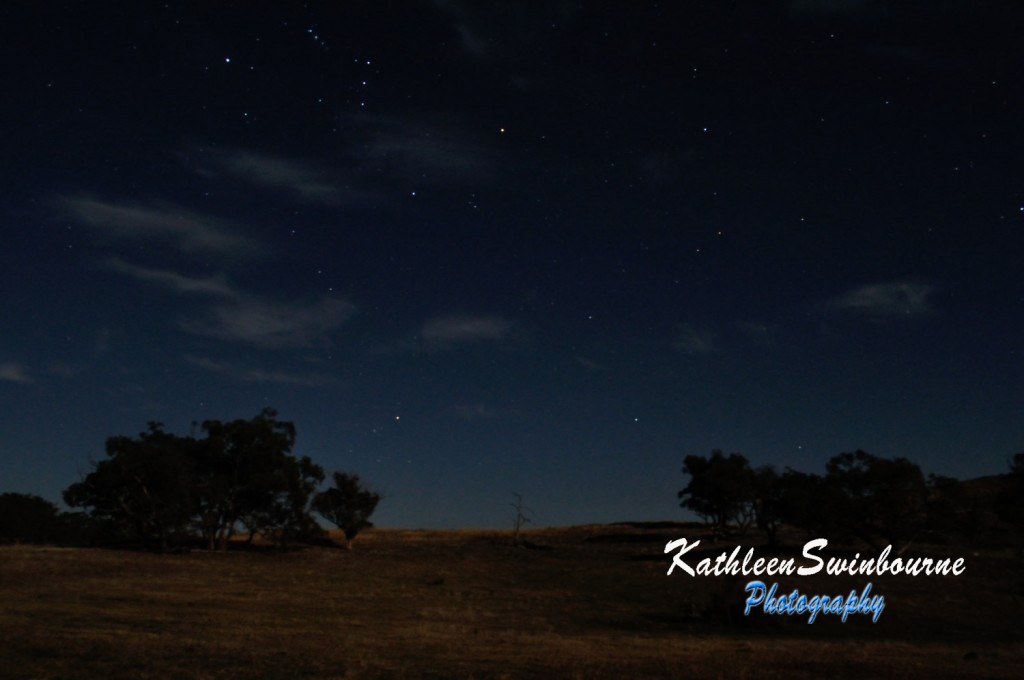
[1,524,1021,679]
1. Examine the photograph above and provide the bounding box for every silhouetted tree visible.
[191,408,320,550]
[237,453,325,547]
[770,469,846,540]
[749,466,784,545]
[64,409,327,551]
[824,450,928,549]
[64,422,199,551]
[56,511,99,546]
[313,471,380,549]
[0,493,64,544]
[678,450,755,534]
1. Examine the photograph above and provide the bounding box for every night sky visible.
[2,1,1022,529]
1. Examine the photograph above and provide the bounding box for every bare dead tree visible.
[510,492,533,547]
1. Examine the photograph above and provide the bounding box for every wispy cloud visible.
[62,197,261,258]
[673,323,719,354]
[182,296,355,349]
[200,150,345,204]
[0,362,33,384]
[421,314,511,347]
[831,281,934,317]
[107,260,355,349]
[348,114,493,184]
[432,0,492,57]
[197,122,492,206]
[431,0,580,61]
[186,356,332,387]
[104,258,236,297]
[575,356,605,371]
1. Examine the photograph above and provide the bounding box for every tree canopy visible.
[62,409,346,551]
[680,448,938,548]
[678,450,755,533]
[312,471,381,549]
[0,493,66,544]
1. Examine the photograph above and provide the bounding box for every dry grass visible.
[1,524,1021,679]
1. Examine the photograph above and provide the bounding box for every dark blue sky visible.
[2,1,1022,528]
